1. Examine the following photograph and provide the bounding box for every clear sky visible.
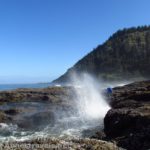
[0,0,150,84]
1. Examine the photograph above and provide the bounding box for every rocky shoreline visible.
[0,81,150,149]
[0,138,123,150]
[103,80,150,150]
[0,87,77,131]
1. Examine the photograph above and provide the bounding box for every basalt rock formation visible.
[104,80,150,150]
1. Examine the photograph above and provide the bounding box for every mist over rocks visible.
[17,111,55,130]
[0,87,78,135]
[0,77,110,142]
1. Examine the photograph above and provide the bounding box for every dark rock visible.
[17,111,55,130]
[82,126,104,138]
[104,80,150,150]
[117,126,150,150]
[0,111,12,123]
[4,109,20,115]
[91,130,106,140]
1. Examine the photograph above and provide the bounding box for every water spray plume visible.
[71,73,110,120]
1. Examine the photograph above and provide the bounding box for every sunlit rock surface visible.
[0,138,123,150]
[0,86,75,105]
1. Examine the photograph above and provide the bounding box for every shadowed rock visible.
[104,80,150,150]
[0,111,12,123]
[17,111,55,130]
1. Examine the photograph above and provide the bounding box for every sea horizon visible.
[0,82,52,91]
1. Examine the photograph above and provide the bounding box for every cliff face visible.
[53,26,150,83]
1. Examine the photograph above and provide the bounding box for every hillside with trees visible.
[53,26,150,83]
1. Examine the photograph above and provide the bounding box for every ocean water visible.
[0,83,52,91]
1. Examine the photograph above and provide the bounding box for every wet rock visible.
[104,80,150,150]
[0,87,75,106]
[91,130,106,140]
[17,111,55,130]
[0,86,76,128]
[82,126,105,139]
[4,109,20,116]
[0,111,12,123]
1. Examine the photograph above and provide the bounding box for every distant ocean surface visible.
[0,83,52,91]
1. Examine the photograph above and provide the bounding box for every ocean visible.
[0,83,52,91]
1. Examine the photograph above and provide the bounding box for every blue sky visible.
[0,0,150,83]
